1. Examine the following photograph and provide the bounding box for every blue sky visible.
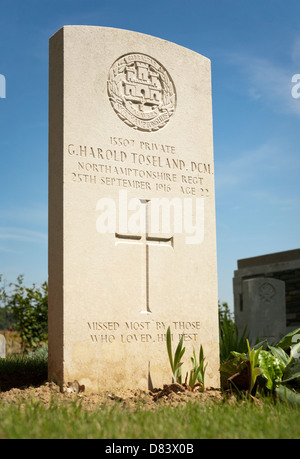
[0,0,299,310]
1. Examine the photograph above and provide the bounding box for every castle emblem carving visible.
[107,53,176,132]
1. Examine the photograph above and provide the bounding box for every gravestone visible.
[0,334,6,358]
[233,248,300,332]
[48,26,219,391]
[236,278,286,344]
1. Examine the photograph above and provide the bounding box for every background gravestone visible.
[0,334,6,358]
[233,248,300,333]
[48,26,219,391]
[236,277,286,345]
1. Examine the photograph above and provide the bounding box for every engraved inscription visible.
[87,321,201,344]
[67,141,213,197]
[107,53,176,131]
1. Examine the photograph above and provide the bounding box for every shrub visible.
[220,328,300,406]
[0,275,48,353]
[218,301,249,364]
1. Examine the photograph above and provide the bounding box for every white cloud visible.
[225,38,300,116]
[291,36,300,65]
[0,245,21,255]
[215,139,300,214]
[0,204,47,226]
[249,190,299,212]
[0,227,47,244]
[215,142,277,191]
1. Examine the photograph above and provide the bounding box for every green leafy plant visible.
[3,275,48,353]
[246,339,264,394]
[257,350,285,391]
[222,340,264,395]
[166,326,185,384]
[166,327,208,391]
[218,301,249,363]
[220,328,300,406]
[188,345,208,391]
[268,328,300,405]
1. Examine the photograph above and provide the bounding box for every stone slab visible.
[48,26,219,392]
[233,249,300,332]
[236,278,286,344]
[237,249,300,270]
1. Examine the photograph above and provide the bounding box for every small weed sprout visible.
[188,345,208,391]
[166,326,185,384]
[166,326,208,391]
[246,339,264,394]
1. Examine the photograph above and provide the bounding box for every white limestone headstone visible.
[48,26,219,392]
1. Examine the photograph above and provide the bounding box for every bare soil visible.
[0,381,223,411]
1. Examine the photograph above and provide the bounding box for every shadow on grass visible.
[0,349,48,392]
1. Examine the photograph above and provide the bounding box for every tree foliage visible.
[0,274,48,352]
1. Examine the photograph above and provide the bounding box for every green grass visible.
[0,345,299,439]
[0,397,299,439]
[0,347,47,391]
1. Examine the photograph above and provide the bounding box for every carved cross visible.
[115,199,174,314]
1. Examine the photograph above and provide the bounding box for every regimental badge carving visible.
[107,53,176,132]
[259,282,276,304]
